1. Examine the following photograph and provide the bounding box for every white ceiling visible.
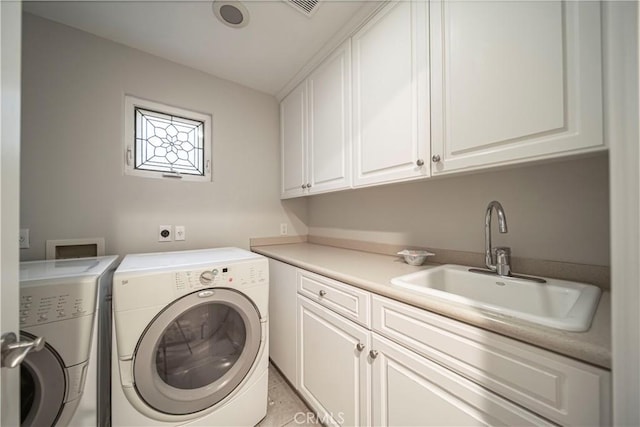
[23,0,371,95]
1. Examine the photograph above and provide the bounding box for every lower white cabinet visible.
[272,261,610,427]
[268,259,298,384]
[296,301,550,427]
[370,333,552,427]
[297,296,370,427]
[371,295,611,426]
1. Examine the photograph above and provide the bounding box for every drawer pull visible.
[318,290,327,297]
[369,350,379,359]
[356,343,365,352]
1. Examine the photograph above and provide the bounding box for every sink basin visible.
[390,264,601,331]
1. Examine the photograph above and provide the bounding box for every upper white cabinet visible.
[280,82,306,198]
[430,0,604,174]
[280,41,352,199]
[280,0,605,195]
[307,41,352,194]
[351,1,430,187]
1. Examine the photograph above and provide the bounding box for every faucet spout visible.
[485,201,509,272]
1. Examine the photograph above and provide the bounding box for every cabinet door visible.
[352,1,429,187]
[371,334,554,427]
[372,294,610,426]
[430,0,603,174]
[297,296,370,427]
[308,40,352,194]
[280,82,307,198]
[268,259,297,384]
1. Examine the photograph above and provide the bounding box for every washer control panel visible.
[20,281,98,327]
[175,259,267,292]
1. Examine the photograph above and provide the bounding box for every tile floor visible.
[256,365,320,427]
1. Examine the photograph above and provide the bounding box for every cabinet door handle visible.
[318,290,327,297]
[369,350,379,359]
[301,184,307,189]
[432,155,441,163]
[356,343,365,352]
[416,159,424,167]
[307,183,312,188]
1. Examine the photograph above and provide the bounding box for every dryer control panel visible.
[20,280,98,327]
[175,259,267,292]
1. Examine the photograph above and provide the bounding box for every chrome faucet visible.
[470,201,546,283]
[484,201,511,277]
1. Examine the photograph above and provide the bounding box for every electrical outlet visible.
[280,223,288,235]
[19,229,30,249]
[158,225,172,242]
[175,225,186,241]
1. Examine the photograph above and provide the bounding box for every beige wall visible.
[20,14,307,260]
[21,14,610,267]
[308,155,610,266]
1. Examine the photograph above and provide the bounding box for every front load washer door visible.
[133,288,261,415]
[20,332,66,427]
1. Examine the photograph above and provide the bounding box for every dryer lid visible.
[20,255,118,284]
[116,247,262,274]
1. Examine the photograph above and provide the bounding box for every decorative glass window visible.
[124,96,212,182]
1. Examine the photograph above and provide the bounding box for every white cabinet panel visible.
[372,295,611,426]
[371,334,554,427]
[297,296,370,427]
[352,1,429,187]
[430,0,603,173]
[308,41,352,194]
[297,269,370,327]
[268,259,297,384]
[280,82,306,198]
[278,262,609,427]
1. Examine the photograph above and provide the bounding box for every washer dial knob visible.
[200,270,214,285]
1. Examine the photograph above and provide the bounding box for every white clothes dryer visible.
[111,248,269,426]
[19,256,119,427]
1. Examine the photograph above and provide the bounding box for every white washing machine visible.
[19,255,119,427]
[111,248,269,426]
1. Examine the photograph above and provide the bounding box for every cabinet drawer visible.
[297,270,370,327]
[372,295,610,426]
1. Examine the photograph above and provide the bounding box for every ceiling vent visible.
[283,0,320,18]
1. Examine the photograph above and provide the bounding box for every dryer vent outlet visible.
[158,225,172,242]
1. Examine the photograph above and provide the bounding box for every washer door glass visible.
[20,333,66,427]
[133,288,261,415]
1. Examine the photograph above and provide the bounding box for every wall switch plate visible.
[175,225,186,241]
[280,223,288,235]
[19,229,30,249]
[158,225,172,242]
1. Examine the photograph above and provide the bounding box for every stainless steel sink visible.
[390,264,601,331]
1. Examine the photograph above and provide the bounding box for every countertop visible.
[252,242,611,369]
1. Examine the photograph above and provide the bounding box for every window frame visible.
[124,95,212,182]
